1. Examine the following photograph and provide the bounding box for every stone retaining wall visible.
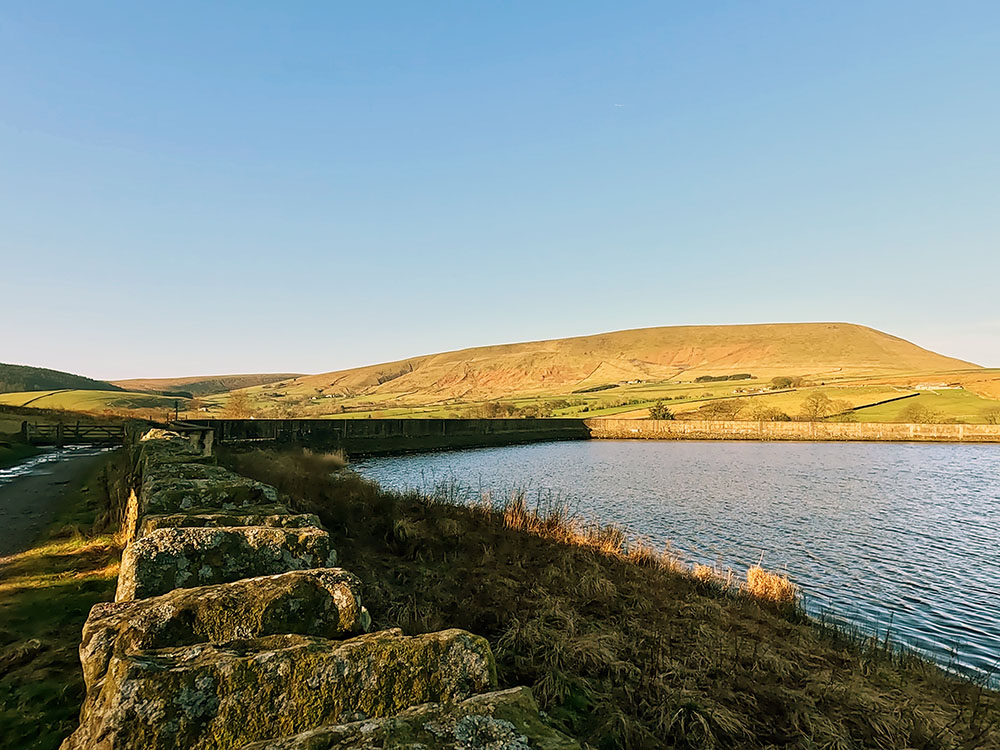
[62,427,578,749]
[587,419,1000,442]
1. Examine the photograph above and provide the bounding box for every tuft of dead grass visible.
[745,564,798,606]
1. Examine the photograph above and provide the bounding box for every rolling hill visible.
[266,323,977,404]
[112,373,303,397]
[0,363,121,394]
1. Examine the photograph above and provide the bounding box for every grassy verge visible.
[223,448,999,750]
[0,442,41,470]
[0,452,125,750]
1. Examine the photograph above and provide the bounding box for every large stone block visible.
[138,509,319,537]
[122,463,280,542]
[131,429,206,473]
[115,526,337,601]
[62,629,496,750]
[239,686,580,750]
[144,477,279,514]
[82,568,368,689]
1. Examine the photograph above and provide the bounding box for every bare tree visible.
[224,391,259,418]
[799,393,834,420]
[698,397,747,420]
[900,402,941,424]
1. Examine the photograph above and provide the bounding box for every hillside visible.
[268,323,977,404]
[0,363,121,395]
[112,373,303,397]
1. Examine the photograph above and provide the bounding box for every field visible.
[203,371,1000,424]
[0,390,189,414]
[852,388,1000,423]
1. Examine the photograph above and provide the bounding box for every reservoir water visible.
[354,439,1000,684]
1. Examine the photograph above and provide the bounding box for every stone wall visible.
[182,418,590,455]
[62,427,579,749]
[587,419,1000,442]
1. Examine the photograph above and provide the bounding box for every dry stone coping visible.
[139,509,321,537]
[81,568,369,689]
[133,429,207,471]
[62,629,497,750]
[239,686,580,750]
[141,461,246,485]
[116,526,337,601]
[65,427,569,750]
[143,477,279,512]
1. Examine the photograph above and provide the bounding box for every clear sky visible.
[2,1,998,379]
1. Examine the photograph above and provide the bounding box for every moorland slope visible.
[270,323,976,403]
[0,363,120,395]
[112,373,303,397]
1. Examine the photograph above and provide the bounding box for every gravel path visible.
[0,448,108,558]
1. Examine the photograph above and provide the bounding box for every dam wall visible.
[182,417,591,455]
[586,419,1000,443]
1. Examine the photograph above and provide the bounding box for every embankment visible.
[60,427,577,749]
[184,417,590,454]
[221,447,1000,749]
[587,418,1000,442]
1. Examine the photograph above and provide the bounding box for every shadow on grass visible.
[0,453,124,750]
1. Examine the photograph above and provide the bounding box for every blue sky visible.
[2,2,998,378]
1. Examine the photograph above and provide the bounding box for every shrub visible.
[900,402,942,424]
[747,404,792,422]
[697,398,747,420]
[648,401,674,420]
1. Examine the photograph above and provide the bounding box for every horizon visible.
[3,3,999,377]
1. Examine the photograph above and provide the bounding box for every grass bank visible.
[0,452,126,750]
[223,448,999,750]
[0,442,41,469]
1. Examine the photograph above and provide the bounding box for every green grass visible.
[0,389,188,412]
[0,442,41,469]
[853,389,1000,423]
[0,453,124,750]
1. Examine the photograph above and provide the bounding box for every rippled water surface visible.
[355,440,1000,682]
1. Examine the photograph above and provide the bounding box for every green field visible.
[0,390,188,413]
[852,389,1000,423]
[198,374,1000,425]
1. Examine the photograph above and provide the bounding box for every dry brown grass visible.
[222,447,1000,750]
[745,565,798,605]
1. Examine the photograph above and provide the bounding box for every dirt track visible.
[0,448,107,559]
